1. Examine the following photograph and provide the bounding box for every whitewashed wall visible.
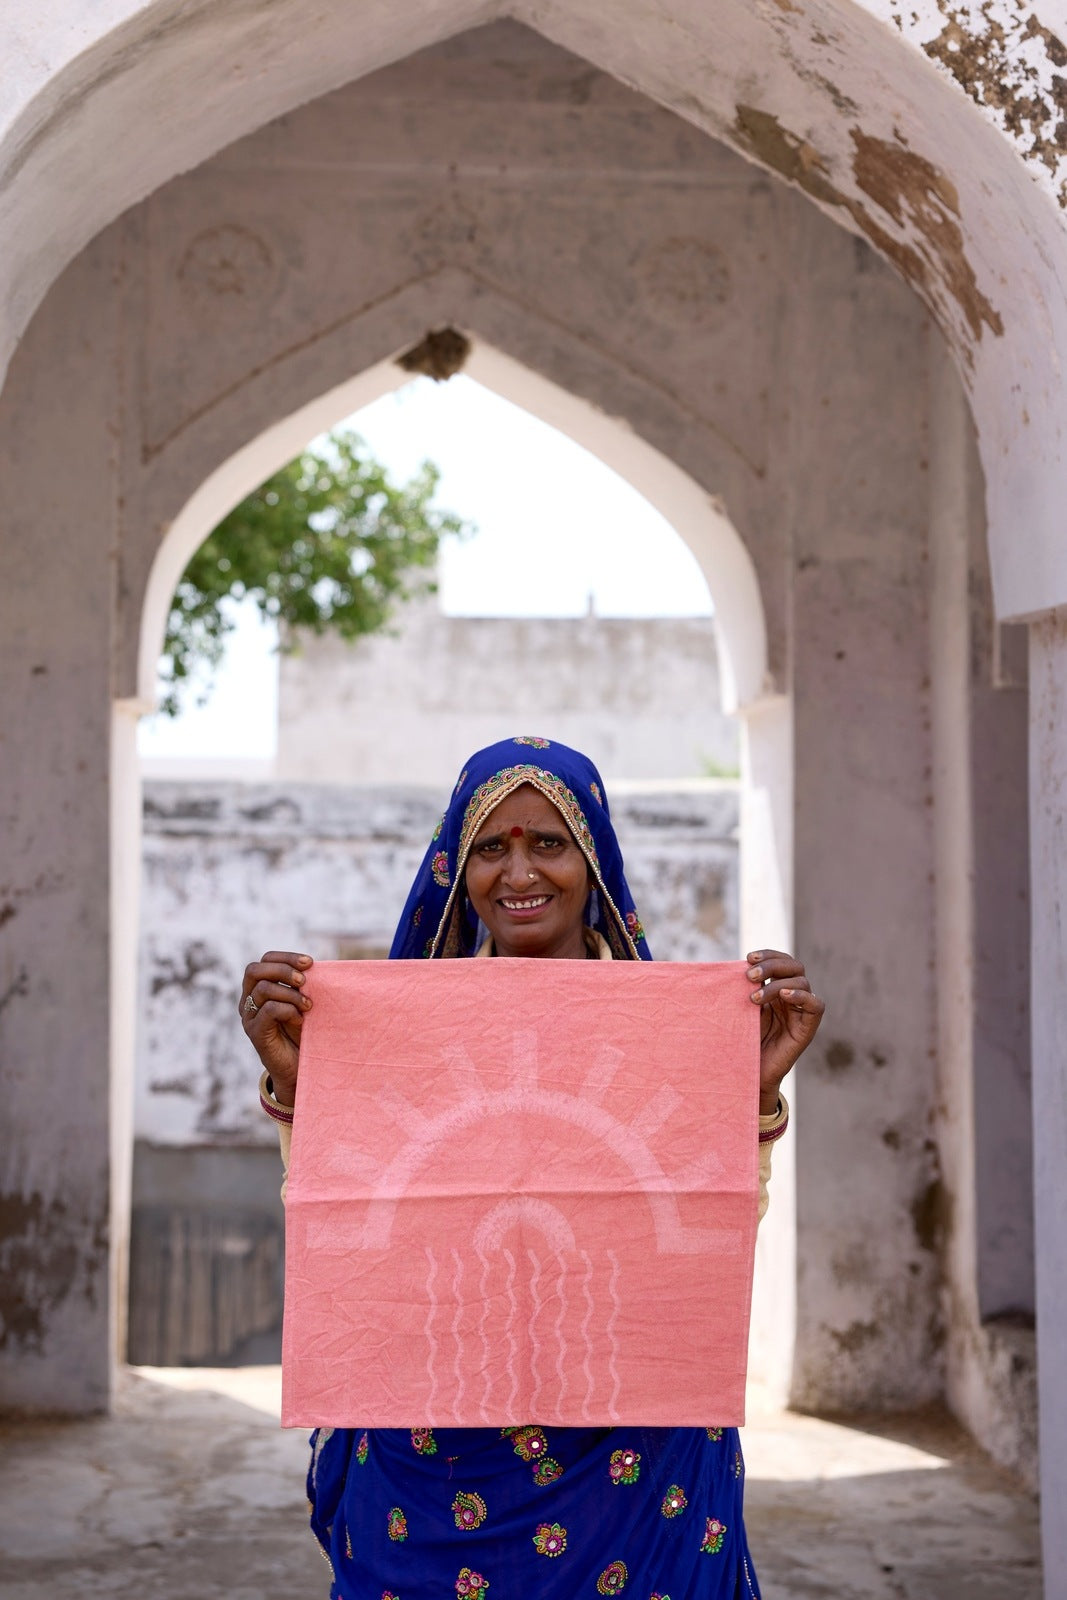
[275,611,738,786]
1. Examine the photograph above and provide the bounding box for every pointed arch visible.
[136,296,767,715]
[5,3,1067,617]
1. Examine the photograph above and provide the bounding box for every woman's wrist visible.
[259,1069,296,1123]
[758,1093,789,1144]
[759,1087,782,1117]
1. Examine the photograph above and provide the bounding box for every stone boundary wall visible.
[275,612,738,788]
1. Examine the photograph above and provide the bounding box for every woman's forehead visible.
[473,783,566,837]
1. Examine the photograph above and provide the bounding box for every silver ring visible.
[243,994,259,1016]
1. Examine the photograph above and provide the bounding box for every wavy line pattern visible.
[424,1245,440,1412]
[527,1248,544,1415]
[554,1256,568,1407]
[605,1248,622,1422]
[579,1249,595,1422]
[503,1247,520,1416]
[476,1245,493,1423]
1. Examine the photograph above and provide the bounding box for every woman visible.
[241,737,823,1600]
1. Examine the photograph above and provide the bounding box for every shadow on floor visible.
[0,1370,1041,1600]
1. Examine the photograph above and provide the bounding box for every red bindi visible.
[510,826,524,837]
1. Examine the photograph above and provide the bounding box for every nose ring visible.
[528,871,536,880]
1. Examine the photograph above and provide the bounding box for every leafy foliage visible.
[160,431,470,716]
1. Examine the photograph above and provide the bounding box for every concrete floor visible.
[0,1368,1041,1599]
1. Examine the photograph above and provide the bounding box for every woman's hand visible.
[239,950,314,1108]
[746,949,824,1115]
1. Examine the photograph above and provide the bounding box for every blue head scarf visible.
[389,736,651,961]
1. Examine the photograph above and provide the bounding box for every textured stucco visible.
[0,21,982,1426]
[0,13,1052,1574]
[1029,610,1067,1585]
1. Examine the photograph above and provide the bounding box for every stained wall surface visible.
[0,15,1032,1502]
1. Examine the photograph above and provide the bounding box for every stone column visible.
[1029,610,1067,1598]
[739,693,795,1403]
[0,241,120,1414]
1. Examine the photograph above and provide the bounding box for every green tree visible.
[160,430,470,715]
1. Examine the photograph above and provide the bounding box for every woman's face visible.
[464,784,592,960]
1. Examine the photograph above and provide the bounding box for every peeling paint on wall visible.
[734,104,1002,360]
[850,130,1003,341]
[889,0,1067,205]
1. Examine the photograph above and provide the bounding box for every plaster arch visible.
[132,331,792,1388]
[4,1,1067,621]
[138,336,768,717]
[1,11,1056,1584]
[4,13,967,1421]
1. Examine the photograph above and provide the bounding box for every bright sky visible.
[137,375,712,760]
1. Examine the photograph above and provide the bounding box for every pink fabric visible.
[281,959,760,1429]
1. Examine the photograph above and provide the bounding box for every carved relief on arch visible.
[404,197,484,270]
[177,224,279,307]
[634,236,732,327]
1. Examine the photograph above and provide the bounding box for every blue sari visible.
[307,737,761,1599]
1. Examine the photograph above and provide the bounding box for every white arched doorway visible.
[122,334,793,1393]
[2,11,1047,1575]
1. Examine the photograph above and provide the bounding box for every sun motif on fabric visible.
[452,1490,487,1531]
[705,1426,723,1441]
[349,1022,737,1423]
[455,1568,489,1599]
[533,1455,563,1485]
[410,1427,438,1455]
[387,1507,408,1542]
[513,735,551,748]
[432,850,450,887]
[597,1560,629,1594]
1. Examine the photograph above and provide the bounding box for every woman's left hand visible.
[746,949,824,1115]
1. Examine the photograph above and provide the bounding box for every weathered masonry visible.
[1,5,1065,1593]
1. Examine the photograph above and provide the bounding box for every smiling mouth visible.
[499,895,551,911]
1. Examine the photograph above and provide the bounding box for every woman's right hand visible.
[239,950,313,1108]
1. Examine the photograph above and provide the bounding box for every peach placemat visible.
[282,958,759,1428]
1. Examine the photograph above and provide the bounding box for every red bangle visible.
[758,1102,789,1144]
[259,1074,295,1125]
